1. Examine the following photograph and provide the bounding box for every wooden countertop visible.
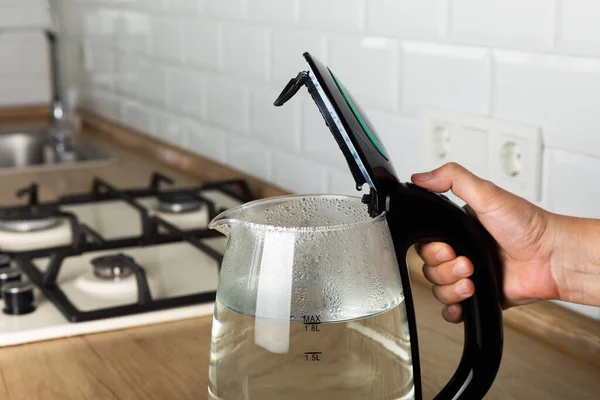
[0,108,598,399]
[1,284,598,399]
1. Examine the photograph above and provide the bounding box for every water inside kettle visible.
[209,297,414,400]
[208,195,415,400]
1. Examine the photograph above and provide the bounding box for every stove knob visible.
[0,254,10,268]
[2,281,35,315]
[0,266,21,289]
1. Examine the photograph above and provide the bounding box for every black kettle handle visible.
[385,184,504,400]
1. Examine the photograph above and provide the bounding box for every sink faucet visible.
[0,26,69,152]
[46,29,65,123]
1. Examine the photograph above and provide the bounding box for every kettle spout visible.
[208,207,242,237]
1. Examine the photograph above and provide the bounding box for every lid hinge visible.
[361,189,388,217]
[274,72,309,107]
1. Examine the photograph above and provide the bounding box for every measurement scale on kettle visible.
[208,53,504,400]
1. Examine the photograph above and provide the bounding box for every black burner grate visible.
[1,172,254,322]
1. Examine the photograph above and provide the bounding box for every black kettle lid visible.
[274,53,400,202]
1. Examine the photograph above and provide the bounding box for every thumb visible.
[411,162,512,215]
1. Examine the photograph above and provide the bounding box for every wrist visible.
[549,214,600,306]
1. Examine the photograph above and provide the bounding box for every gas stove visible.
[0,173,253,347]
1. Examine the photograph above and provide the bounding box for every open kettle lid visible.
[274,53,400,202]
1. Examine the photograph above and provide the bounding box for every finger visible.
[432,278,475,305]
[422,256,473,285]
[417,242,456,266]
[442,304,464,323]
[411,162,512,214]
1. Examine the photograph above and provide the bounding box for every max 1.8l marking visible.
[303,315,321,332]
[303,315,321,324]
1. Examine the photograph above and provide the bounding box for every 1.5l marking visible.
[304,352,321,362]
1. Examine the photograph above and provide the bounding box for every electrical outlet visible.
[488,118,542,201]
[425,110,490,179]
[426,110,543,201]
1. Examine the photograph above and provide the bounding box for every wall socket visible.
[425,109,543,201]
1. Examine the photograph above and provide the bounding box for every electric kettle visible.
[208,53,503,400]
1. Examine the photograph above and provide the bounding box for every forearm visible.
[550,215,600,306]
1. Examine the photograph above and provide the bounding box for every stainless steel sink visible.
[0,126,114,170]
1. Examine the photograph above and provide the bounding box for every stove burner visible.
[0,208,61,233]
[2,174,249,324]
[157,192,202,214]
[91,254,135,280]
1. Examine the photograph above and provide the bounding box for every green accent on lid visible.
[329,71,389,160]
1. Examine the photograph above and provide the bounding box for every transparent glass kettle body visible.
[208,195,414,400]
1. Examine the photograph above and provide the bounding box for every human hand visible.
[412,163,563,323]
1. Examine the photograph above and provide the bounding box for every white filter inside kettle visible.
[254,230,296,353]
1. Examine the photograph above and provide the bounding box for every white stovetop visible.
[0,238,227,347]
[0,189,242,347]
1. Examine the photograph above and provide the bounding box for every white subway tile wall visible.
[0,0,49,28]
[81,9,119,48]
[204,0,246,20]
[9,1,600,320]
[120,99,153,133]
[81,87,119,121]
[248,0,296,24]
[221,24,270,81]
[271,28,326,83]
[153,109,186,144]
[451,0,555,50]
[272,151,328,194]
[367,0,447,41]
[298,0,365,33]
[558,0,600,56]
[250,88,301,152]
[82,42,116,89]
[182,20,221,70]
[401,41,491,116]
[227,136,271,181]
[167,0,200,14]
[494,51,600,156]
[120,56,168,106]
[167,67,203,117]
[151,16,183,61]
[186,121,228,163]
[327,168,361,197]
[0,0,51,105]
[204,74,249,133]
[544,149,600,219]
[116,11,152,55]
